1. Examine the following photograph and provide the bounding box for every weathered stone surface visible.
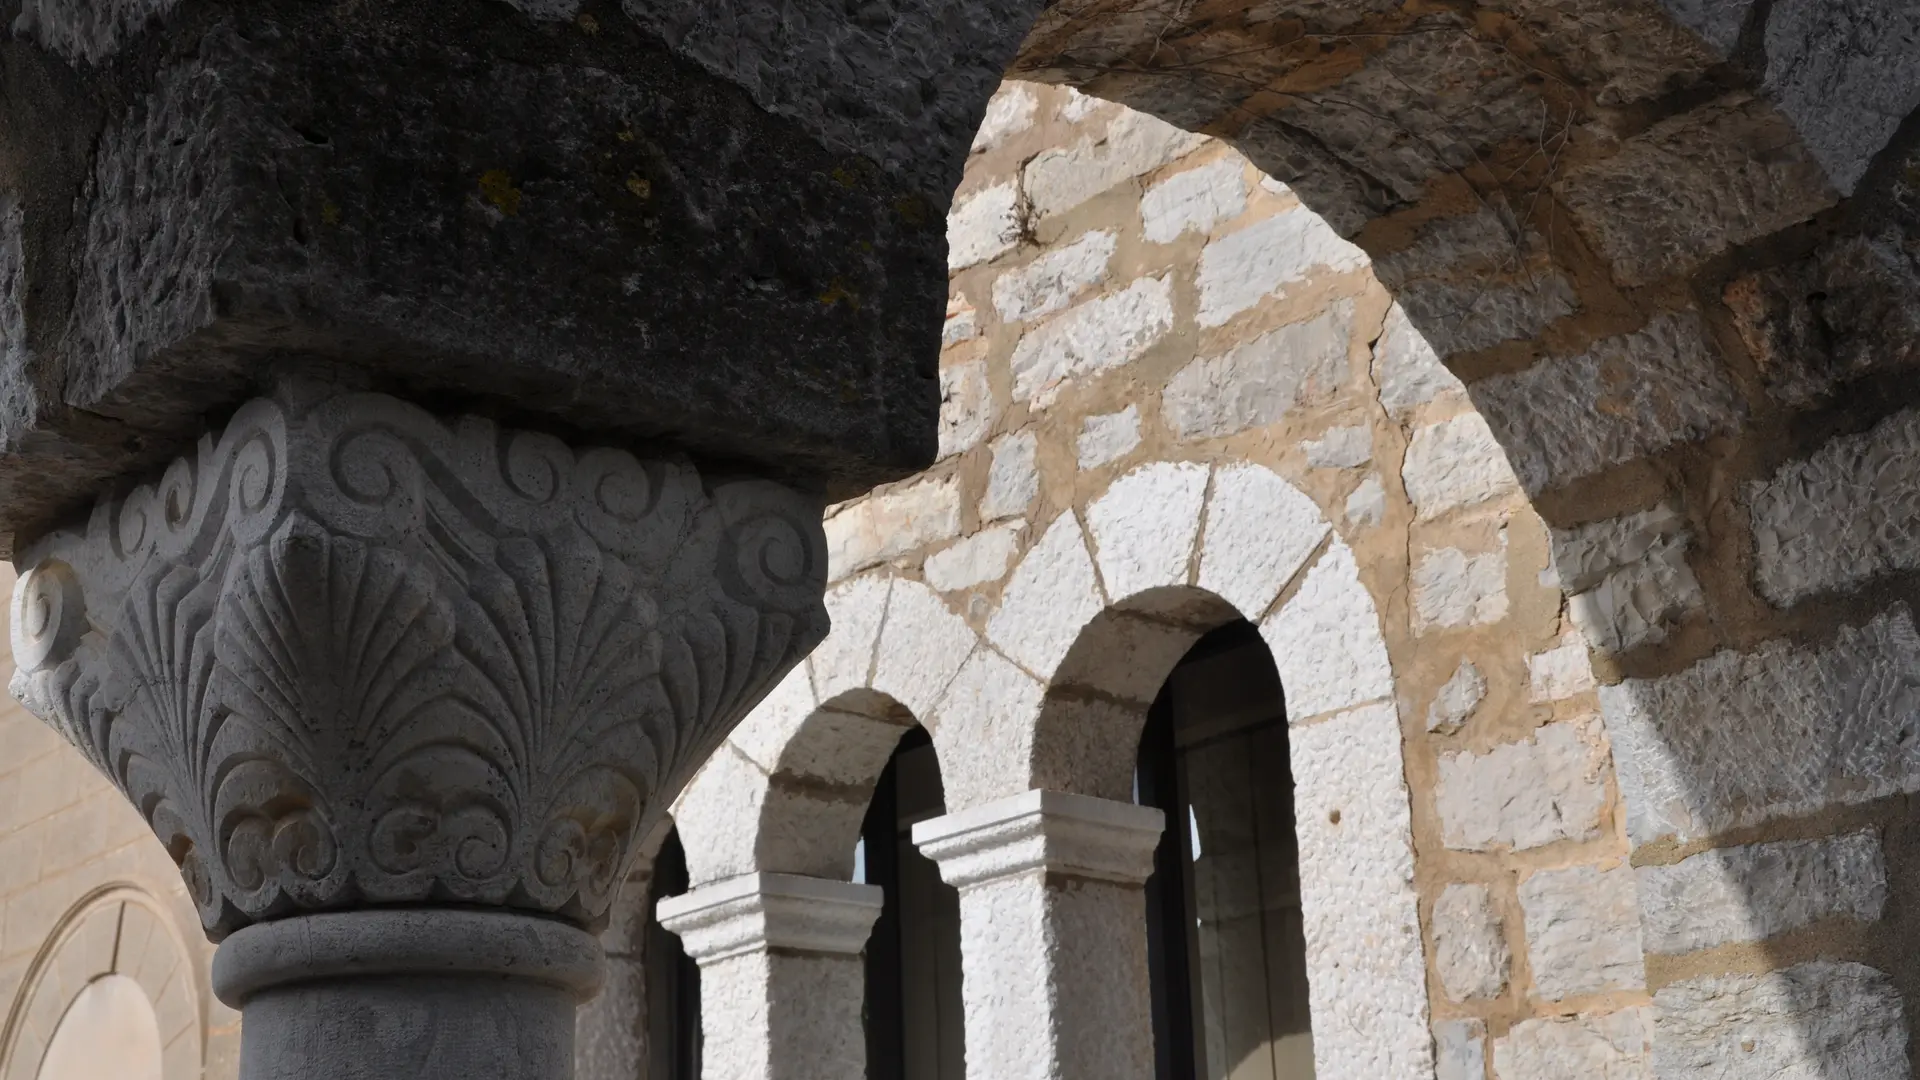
[1401,414,1520,520]
[1304,425,1373,469]
[1519,864,1645,1001]
[1260,540,1395,719]
[924,526,1023,593]
[1553,505,1704,653]
[1428,660,1487,734]
[1196,210,1366,327]
[1162,302,1352,440]
[1485,0,1718,104]
[1651,962,1910,1080]
[826,476,964,580]
[1140,157,1247,244]
[1023,109,1204,221]
[1639,831,1887,955]
[1601,609,1920,844]
[1434,883,1509,1002]
[981,430,1040,521]
[944,292,982,346]
[870,579,980,723]
[1393,275,1581,359]
[1414,543,1510,632]
[1373,304,1463,416]
[1725,234,1920,406]
[1086,462,1209,601]
[1764,0,1920,194]
[950,182,1025,270]
[1658,0,1756,53]
[1438,722,1609,852]
[1346,473,1386,528]
[1436,1019,1488,1080]
[1077,406,1141,469]
[1289,703,1433,1080]
[993,230,1117,324]
[1555,94,1836,284]
[925,651,1047,813]
[987,513,1104,680]
[1199,464,1329,621]
[1528,634,1596,702]
[809,575,892,701]
[1473,313,1743,494]
[1749,408,1920,608]
[1493,1008,1652,1080]
[972,83,1038,153]
[1011,276,1174,407]
[938,360,997,460]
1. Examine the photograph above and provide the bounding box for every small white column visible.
[657,873,884,1080]
[913,790,1165,1080]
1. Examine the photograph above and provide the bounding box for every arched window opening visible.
[1137,620,1314,1080]
[857,728,966,1080]
[647,830,702,1080]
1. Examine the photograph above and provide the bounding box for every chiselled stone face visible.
[8,383,828,936]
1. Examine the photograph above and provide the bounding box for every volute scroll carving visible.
[9,385,830,937]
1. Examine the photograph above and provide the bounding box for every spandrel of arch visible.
[1137,621,1313,1080]
[857,728,966,1080]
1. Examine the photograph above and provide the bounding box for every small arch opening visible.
[646,830,701,1080]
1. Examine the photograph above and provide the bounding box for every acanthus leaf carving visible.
[8,384,829,935]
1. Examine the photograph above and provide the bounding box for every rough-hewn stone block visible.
[1196,210,1365,327]
[1023,109,1204,221]
[1011,277,1174,408]
[826,477,963,580]
[924,526,1022,593]
[1434,883,1510,1002]
[1493,1008,1651,1080]
[1601,609,1920,844]
[1437,722,1608,852]
[1077,407,1141,469]
[1428,660,1487,734]
[1260,540,1394,719]
[1651,962,1909,1080]
[1141,157,1247,244]
[1553,505,1704,652]
[950,182,1025,270]
[1518,864,1645,1000]
[1163,302,1352,439]
[1638,831,1887,955]
[1414,542,1510,632]
[938,360,997,460]
[1401,414,1520,520]
[993,231,1117,324]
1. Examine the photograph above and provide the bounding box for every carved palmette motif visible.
[8,388,828,936]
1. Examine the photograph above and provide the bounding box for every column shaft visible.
[914,791,1164,1080]
[658,873,882,1080]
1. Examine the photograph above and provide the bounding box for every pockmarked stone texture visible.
[0,0,965,543]
[924,525,1022,593]
[987,513,1104,680]
[1528,634,1597,702]
[1011,277,1175,408]
[1638,831,1888,955]
[1085,463,1209,602]
[1077,407,1142,469]
[8,384,830,935]
[1493,1008,1652,1080]
[1198,464,1329,621]
[1518,864,1646,1000]
[1472,313,1743,494]
[1260,541,1395,719]
[1554,94,1837,284]
[1763,0,1920,194]
[1553,505,1704,653]
[1373,304,1464,416]
[1162,302,1352,440]
[1289,703,1433,1080]
[1401,415,1520,520]
[1435,1019,1487,1080]
[1437,722,1608,852]
[1601,609,1920,844]
[1433,883,1510,1002]
[1749,408,1920,608]
[983,431,1041,521]
[972,83,1038,153]
[1651,962,1910,1080]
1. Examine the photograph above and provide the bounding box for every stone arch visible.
[0,884,202,1080]
[980,456,1430,1079]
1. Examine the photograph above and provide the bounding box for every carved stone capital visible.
[9,384,828,937]
[912,790,1164,890]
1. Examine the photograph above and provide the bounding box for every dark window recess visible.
[647,831,703,1080]
[1137,620,1316,1080]
[858,727,966,1080]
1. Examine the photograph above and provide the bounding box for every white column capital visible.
[656,873,882,964]
[912,790,1164,890]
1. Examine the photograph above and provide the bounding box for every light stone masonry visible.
[1402,414,1520,520]
[1427,660,1487,734]
[1162,301,1352,440]
[971,83,1037,152]
[987,513,1104,680]
[982,430,1040,521]
[1197,463,1329,620]
[1437,722,1608,852]
[1433,883,1510,1001]
[1085,463,1209,602]
[1303,425,1373,468]
[1374,303,1465,415]
[1650,962,1909,1080]
[924,525,1023,593]
[1601,608,1920,844]
[1528,634,1597,702]
[1023,108,1204,221]
[1140,157,1247,244]
[1493,1008,1653,1080]
[949,181,1024,269]
[1435,1019,1488,1080]
[1345,474,1386,527]
[1553,505,1704,652]
[1518,864,1646,1001]
[1413,543,1510,632]
[1196,208,1366,327]
[1076,407,1141,469]
[825,476,964,581]
[938,359,996,459]
[1260,541,1395,719]
[1011,275,1174,408]
[993,230,1117,324]
[1638,830,1887,955]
